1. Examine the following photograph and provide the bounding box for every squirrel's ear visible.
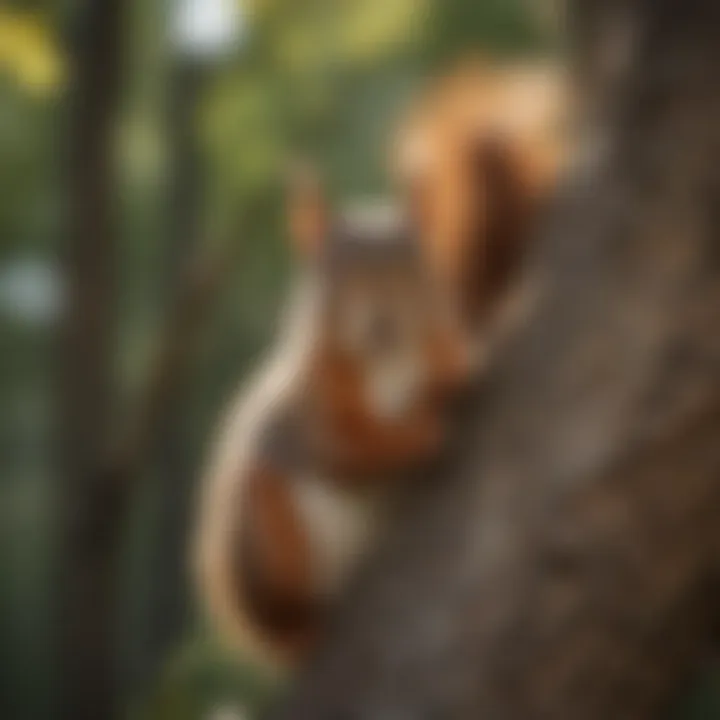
[286,163,330,259]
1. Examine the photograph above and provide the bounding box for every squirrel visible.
[194,59,570,672]
[193,175,468,671]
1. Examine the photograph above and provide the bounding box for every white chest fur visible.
[289,474,389,598]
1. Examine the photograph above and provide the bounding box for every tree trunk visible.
[137,59,204,699]
[57,1,124,719]
[57,3,235,717]
[271,1,720,717]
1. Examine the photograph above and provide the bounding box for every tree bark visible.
[270,1,720,718]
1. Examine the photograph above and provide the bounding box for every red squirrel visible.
[194,177,468,669]
[194,61,569,671]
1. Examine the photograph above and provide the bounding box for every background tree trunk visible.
[57,1,124,719]
[137,57,205,701]
[270,1,720,717]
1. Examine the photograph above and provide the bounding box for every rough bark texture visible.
[270,1,720,718]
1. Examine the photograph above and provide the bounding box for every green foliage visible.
[133,639,279,720]
[0,7,66,96]
[198,0,428,223]
[427,0,549,63]
[0,78,57,255]
[672,665,720,720]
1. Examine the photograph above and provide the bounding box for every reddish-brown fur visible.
[393,59,567,334]
[309,349,446,479]
[239,467,318,657]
